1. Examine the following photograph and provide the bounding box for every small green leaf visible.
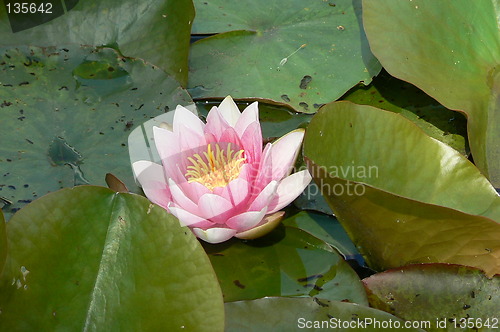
[304,102,500,276]
[363,0,500,186]
[189,0,381,113]
[203,226,368,305]
[0,186,224,330]
[363,264,500,331]
[225,297,424,331]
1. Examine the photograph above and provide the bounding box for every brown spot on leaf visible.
[233,280,245,289]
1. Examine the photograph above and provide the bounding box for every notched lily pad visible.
[0,45,192,220]
[0,186,224,330]
[189,0,381,113]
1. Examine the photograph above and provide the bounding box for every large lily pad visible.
[304,102,500,276]
[0,185,224,330]
[188,0,381,113]
[305,102,500,220]
[202,226,368,305]
[0,0,194,84]
[364,264,500,331]
[225,297,423,331]
[342,71,469,155]
[0,45,192,220]
[363,0,500,186]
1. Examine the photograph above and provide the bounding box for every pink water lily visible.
[133,96,311,243]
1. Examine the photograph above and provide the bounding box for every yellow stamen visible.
[185,143,245,190]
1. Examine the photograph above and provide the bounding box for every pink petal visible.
[151,127,188,181]
[218,96,241,127]
[252,143,273,193]
[177,123,207,153]
[192,227,237,244]
[234,102,259,136]
[133,160,166,184]
[240,122,262,164]
[161,156,191,190]
[248,180,278,211]
[132,161,171,209]
[236,163,254,183]
[267,170,312,214]
[153,126,179,163]
[172,105,205,136]
[198,194,234,222]
[220,127,243,149]
[226,208,267,232]
[169,205,210,227]
[270,129,305,180]
[205,107,230,140]
[168,179,199,214]
[218,178,250,209]
[177,172,211,203]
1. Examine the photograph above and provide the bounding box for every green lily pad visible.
[342,71,469,155]
[363,264,500,331]
[0,45,192,220]
[293,182,334,215]
[188,0,381,113]
[281,211,361,263]
[0,186,224,330]
[0,0,194,84]
[363,0,500,186]
[202,226,368,305]
[0,210,6,275]
[304,102,500,276]
[225,297,424,331]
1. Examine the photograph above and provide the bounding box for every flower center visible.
[185,143,245,190]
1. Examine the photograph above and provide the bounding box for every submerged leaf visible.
[281,211,361,263]
[203,226,368,305]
